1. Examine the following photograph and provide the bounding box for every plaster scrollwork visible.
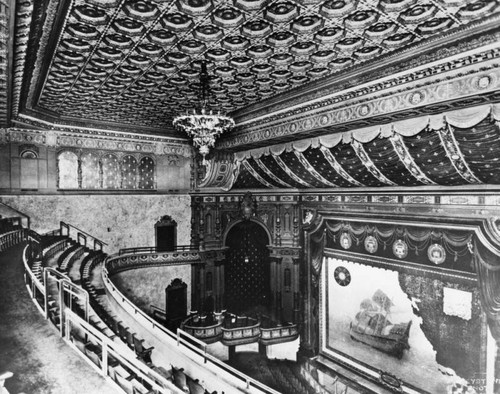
[486,217,500,246]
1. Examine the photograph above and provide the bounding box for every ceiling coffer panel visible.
[230,105,500,190]
[31,0,499,134]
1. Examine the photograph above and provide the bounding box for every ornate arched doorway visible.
[224,220,271,315]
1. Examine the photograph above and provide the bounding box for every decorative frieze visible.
[440,196,481,205]
[0,127,192,157]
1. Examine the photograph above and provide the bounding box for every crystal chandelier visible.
[173,62,234,164]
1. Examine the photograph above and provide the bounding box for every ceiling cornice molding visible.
[0,2,16,127]
[232,14,500,123]
[19,106,180,137]
[219,43,500,150]
[11,1,35,119]
[27,0,72,111]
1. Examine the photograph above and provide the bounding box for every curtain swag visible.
[324,220,472,257]
[234,103,500,162]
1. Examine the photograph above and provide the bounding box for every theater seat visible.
[188,378,205,394]
[133,335,153,365]
[115,373,134,394]
[171,366,189,392]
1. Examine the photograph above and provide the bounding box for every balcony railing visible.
[260,323,299,345]
[221,316,261,346]
[181,314,223,344]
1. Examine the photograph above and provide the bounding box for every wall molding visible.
[0,127,193,157]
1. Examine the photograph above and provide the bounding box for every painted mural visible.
[323,258,486,394]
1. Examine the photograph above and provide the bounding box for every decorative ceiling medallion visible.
[73,5,108,25]
[178,39,206,54]
[235,0,268,12]
[97,47,122,60]
[123,0,160,21]
[364,235,378,254]
[148,29,177,45]
[137,43,162,56]
[353,47,382,60]
[337,37,363,52]
[121,65,142,74]
[269,53,293,66]
[365,22,396,40]
[379,0,417,13]
[104,33,134,49]
[428,243,446,265]
[61,39,92,53]
[311,50,336,63]
[291,15,323,34]
[229,56,253,68]
[242,19,272,38]
[112,18,145,36]
[222,35,250,51]
[155,62,177,74]
[475,75,492,90]
[166,52,191,65]
[392,239,408,259]
[213,7,245,28]
[161,13,194,32]
[458,1,497,20]
[334,266,351,287]
[59,51,85,62]
[267,31,296,47]
[177,0,214,17]
[345,10,378,30]
[265,1,298,23]
[340,233,352,249]
[90,58,115,69]
[416,18,454,35]
[320,0,357,18]
[194,25,223,42]
[400,4,437,23]
[384,33,415,48]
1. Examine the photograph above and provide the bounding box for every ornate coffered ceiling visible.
[12,0,500,140]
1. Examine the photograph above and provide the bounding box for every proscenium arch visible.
[301,210,500,356]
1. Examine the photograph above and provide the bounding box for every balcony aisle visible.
[0,242,118,394]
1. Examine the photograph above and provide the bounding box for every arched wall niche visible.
[222,216,273,247]
[223,219,272,315]
[302,212,500,394]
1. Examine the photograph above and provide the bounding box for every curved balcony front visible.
[221,316,261,346]
[260,323,299,345]
[180,314,223,344]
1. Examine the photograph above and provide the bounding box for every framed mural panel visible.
[320,254,488,394]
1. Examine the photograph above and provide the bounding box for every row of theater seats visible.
[266,360,317,394]
[39,233,217,394]
[230,354,318,394]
